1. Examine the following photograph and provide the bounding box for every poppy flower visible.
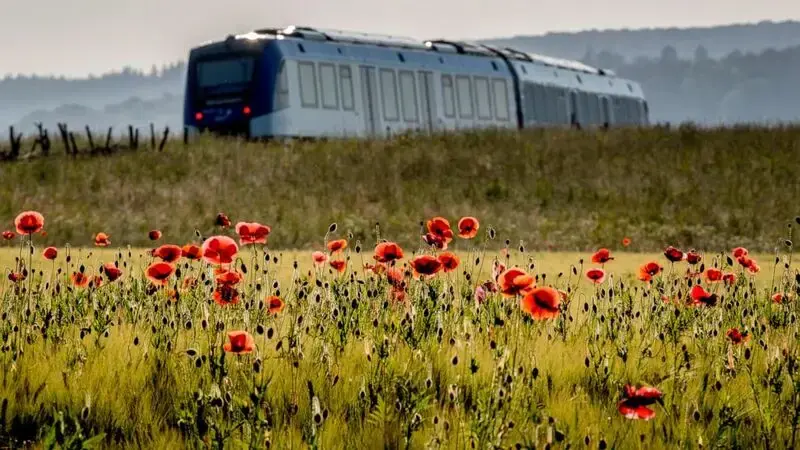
[14,211,44,235]
[312,251,328,267]
[215,213,231,228]
[474,285,487,304]
[330,259,347,274]
[722,272,736,285]
[146,262,174,286]
[457,217,480,239]
[410,255,442,279]
[732,247,748,258]
[235,222,271,245]
[426,217,454,246]
[622,237,631,247]
[386,267,405,288]
[267,295,284,314]
[591,248,613,264]
[8,272,25,283]
[42,246,58,260]
[223,330,255,354]
[71,271,90,288]
[637,261,662,282]
[215,269,243,286]
[498,268,535,297]
[91,276,103,288]
[2,231,14,240]
[586,268,606,284]
[213,284,240,306]
[152,244,183,263]
[663,246,685,263]
[437,252,460,272]
[94,232,111,247]
[149,230,162,241]
[181,244,202,260]
[103,263,123,282]
[690,285,717,306]
[705,268,723,282]
[772,293,786,304]
[726,328,750,344]
[201,235,239,265]
[492,261,507,281]
[327,239,347,254]
[422,232,448,250]
[389,287,406,302]
[617,385,663,420]
[520,287,561,319]
[374,242,404,263]
[686,251,701,264]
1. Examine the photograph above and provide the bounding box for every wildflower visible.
[437,252,460,272]
[622,237,631,247]
[2,231,14,240]
[426,217,454,246]
[586,268,606,284]
[235,222,271,245]
[330,259,347,274]
[223,331,255,354]
[705,268,723,282]
[103,263,123,282]
[686,250,701,264]
[267,296,285,314]
[617,385,663,420]
[591,248,613,264]
[201,235,239,265]
[42,246,58,260]
[149,230,162,240]
[726,328,750,344]
[722,272,736,285]
[664,246,684,263]
[498,268,534,297]
[411,255,442,279]
[152,244,182,263]
[94,232,111,247]
[215,212,231,228]
[637,262,662,282]
[181,244,202,260]
[690,285,717,306]
[732,247,748,258]
[327,239,347,254]
[14,211,44,235]
[146,262,174,286]
[374,242,404,263]
[313,251,328,267]
[520,287,561,319]
[457,217,480,239]
[71,271,90,288]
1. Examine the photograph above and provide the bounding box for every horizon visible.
[1,0,798,78]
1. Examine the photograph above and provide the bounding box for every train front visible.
[183,33,278,139]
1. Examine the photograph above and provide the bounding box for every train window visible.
[492,79,509,121]
[399,70,418,122]
[456,75,473,119]
[275,61,290,110]
[441,75,456,118]
[380,69,399,121]
[474,77,492,120]
[298,62,318,108]
[319,63,339,110]
[339,66,355,111]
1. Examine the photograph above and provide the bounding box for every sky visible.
[2,0,799,77]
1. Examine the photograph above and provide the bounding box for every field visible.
[1,127,800,449]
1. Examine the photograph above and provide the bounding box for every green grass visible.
[1,125,799,252]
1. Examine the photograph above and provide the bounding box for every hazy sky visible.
[2,0,798,77]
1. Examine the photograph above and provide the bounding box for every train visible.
[183,25,649,140]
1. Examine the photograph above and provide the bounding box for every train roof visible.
[198,25,621,79]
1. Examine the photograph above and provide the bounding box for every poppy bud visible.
[328,223,337,233]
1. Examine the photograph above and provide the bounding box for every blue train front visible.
[183,26,649,140]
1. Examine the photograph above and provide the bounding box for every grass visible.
[1,125,799,251]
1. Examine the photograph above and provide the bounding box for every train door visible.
[417,71,435,132]
[569,91,580,126]
[359,66,379,136]
[601,96,612,125]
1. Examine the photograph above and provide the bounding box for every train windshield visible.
[196,56,256,91]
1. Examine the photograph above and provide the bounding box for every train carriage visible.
[183,25,649,140]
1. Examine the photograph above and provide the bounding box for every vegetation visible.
[2,126,800,252]
[0,206,798,449]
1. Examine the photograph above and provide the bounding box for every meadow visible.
[1,127,799,449]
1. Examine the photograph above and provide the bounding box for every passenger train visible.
[183,25,649,139]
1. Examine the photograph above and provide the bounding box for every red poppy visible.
[181,244,202,260]
[201,235,239,265]
[726,328,750,344]
[663,246,685,263]
[312,251,328,267]
[520,287,560,319]
[722,272,736,285]
[410,255,442,279]
[267,295,284,314]
[426,217,454,245]
[374,242,404,263]
[215,213,231,228]
[772,293,786,304]
[438,252,460,272]
[103,263,122,282]
[457,216,480,239]
[498,268,535,297]
[215,269,243,286]
[732,247,748,258]
[213,284,240,306]
[389,287,406,302]
[705,268,723,282]
[146,262,174,286]
[622,237,632,247]
[586,268,606,284]
[94,232,111,247]
[617,385,662,420]
[14,211,44,235]
[71,271,90,288]
[8,272,25,283]
[330,259,347,274]
[690,285,718,306]
[152,244,183,263]
[327,239,347,254]
[386,267,405,288]
[2,231,14,240]
[492,261,506,281]
[637,261,662,282]
[686,251,701,264]
[42,246,58,260]
[235,222,271,245]
[422,232,449,250]
[223,330,255,354]
[591,248,613,264]
[149,230,162,241]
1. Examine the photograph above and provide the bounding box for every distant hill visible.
[2,20,800,136]
[479,20,800,62]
